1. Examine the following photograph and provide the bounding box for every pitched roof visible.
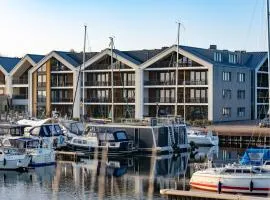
[27,54,45,63]
[0,56,21,73]
[179,45,267,69]
[122,48,167,64]
[54,51,98,67]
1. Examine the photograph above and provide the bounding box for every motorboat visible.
[240,147,270,166]
[190,163,270,194]
[28,124,66,149]
[85,117,189,154]
[7,137,55,167]
[59,120,84,139]
[0,147,31,170]
[187,128,219,146]
[66,129,135,154]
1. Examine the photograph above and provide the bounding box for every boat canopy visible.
[240,148,270,165]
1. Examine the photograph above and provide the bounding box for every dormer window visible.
[214,52,222,62]
[229,54,237,64]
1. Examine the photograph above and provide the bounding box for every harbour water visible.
[0,146,246,200]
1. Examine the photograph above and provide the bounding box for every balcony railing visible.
[51,81,73,87]
[12,78,28,85]
[144,80,175,86]
[144,97,175,103]
[12,94,28,99]
[84,97,111,103]
[84,81,135,87]
[183,80,208,85]
[114,80,135,86]
[37,82,46,87]
[0,79,5,85]
[185,97,208,103]
[37,97,46,103]
[114,97,135,103]
[51,97,73,103]
[85,81,110,87]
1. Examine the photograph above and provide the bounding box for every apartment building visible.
[0,44,267,122]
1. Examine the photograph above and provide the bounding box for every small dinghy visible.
[0,147,31,170]
[190,163,270,194]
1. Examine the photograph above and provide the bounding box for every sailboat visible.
[190,0,270,194]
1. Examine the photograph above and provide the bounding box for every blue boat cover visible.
[240,148,270,165]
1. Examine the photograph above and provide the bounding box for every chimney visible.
[209,45,217,50]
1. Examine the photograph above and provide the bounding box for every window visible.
[222,72,231,81]
[229,54,237,64]
[222,107,231,117]
[214,52,222,62]
[237,107,245,117]
[222,89,231,99]
[237,73,245,82]
[237,90,245,99]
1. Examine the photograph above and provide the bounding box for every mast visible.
[82,25,87,117]
[109,37,114,122]
[175,22,180,117]
[267,0,270,116]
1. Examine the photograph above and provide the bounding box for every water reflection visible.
[0,147,247,200]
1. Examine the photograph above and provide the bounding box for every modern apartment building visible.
[0,44,268,122]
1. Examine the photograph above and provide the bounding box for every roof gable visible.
[0,57,21,74]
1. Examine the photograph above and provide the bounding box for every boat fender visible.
[3,158,6,166]
[249,180,254,192]
[59,135,65,144]
[217,181,222,194]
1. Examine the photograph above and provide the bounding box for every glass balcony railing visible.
[51,97,73,102]
[51,81,73,87]
[12,94,28,99]
[144,80,175,86]
[144,97,175,103]
[84,97,112,103]
[12,78,28,84]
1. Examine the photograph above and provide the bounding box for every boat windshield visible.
[115,131,127,140]
[0,127,23,136]
[98,133,115,141]
[70,122,84,135]
[45,125,62,136]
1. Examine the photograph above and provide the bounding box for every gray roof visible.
[27,54,44,63]
[0,57,21,73]
[54,51,98,67]
[179,45,267,69]
[122,48,167,64]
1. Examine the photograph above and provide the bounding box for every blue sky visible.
[0,0,267,57]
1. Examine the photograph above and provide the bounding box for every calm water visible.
[0,147,245,200]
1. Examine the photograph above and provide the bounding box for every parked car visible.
[259,118,270,128]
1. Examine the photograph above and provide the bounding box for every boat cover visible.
[240,148,270,165]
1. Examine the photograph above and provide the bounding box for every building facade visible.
[0,44,267,122]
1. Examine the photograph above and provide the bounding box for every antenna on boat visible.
[82,24,87,118]
[175,21,185,122]
[267,0,270,117]
[109,36,115,123]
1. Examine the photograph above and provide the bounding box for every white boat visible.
[187,128,219,146]
[190,163,270,194]
[66,129,135,154]
[7,137,55,167]
[0,147,31,170]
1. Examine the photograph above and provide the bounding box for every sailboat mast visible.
[267,0,270,116]
[109,37,114,122]
[175,22,180,117]
[82,25,87,117]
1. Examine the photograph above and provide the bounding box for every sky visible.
[0,0,268,57]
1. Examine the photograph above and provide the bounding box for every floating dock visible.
[55,151,85,161]
[160,189,269,200]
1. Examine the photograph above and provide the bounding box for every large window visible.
[190,71,207,85]
[237,73,245,82]
[214,52,222,62]
[222,89,232,99]
[237,107,245,117]
[229,54,237,64]
[222,72,231,81]
[222,107,231,117]
[237,90,245,99]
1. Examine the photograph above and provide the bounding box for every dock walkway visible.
[160,189,269,200]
